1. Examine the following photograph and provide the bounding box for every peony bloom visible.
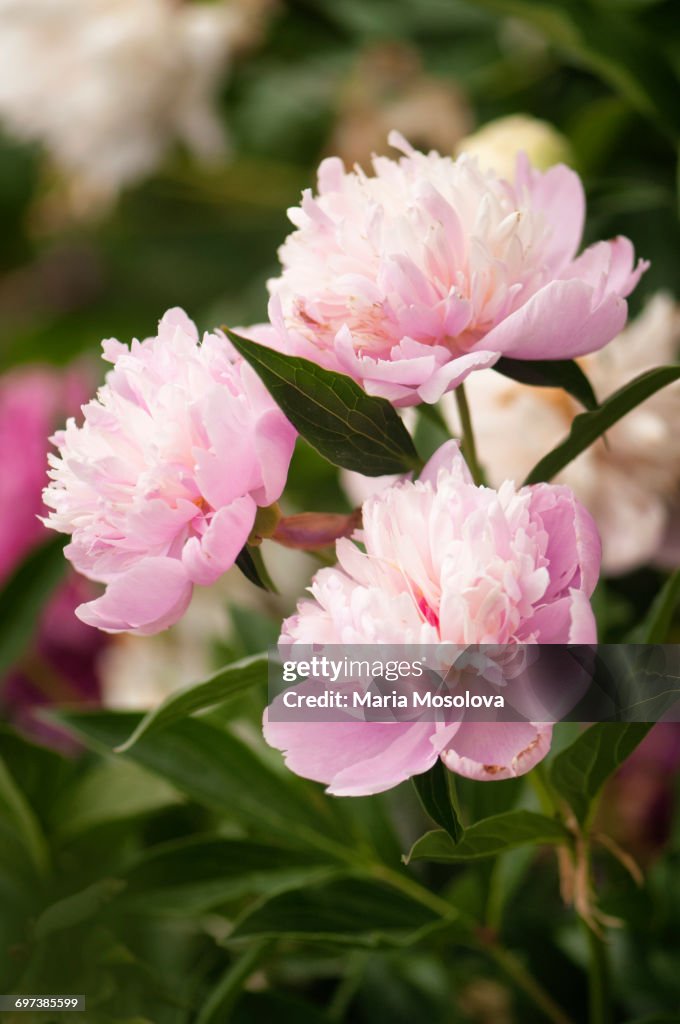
[264,131,647,406]
[445,294,680,574]
[264,441,601,795]
[43,308,297,636]
[0,0,271,210]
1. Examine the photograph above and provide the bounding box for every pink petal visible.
[157,307,198,343]
[524,160,585,270]
[251,409,298,507]
[416,349,500,403]
[263,704,441,797]
[182,496,256,586]
[482,278,628,360]
[528,485,602,599]
[75,557,193,635]
[441,721,552,780]
[419,439,472,487]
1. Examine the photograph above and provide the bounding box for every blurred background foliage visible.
[1,0,680,1021]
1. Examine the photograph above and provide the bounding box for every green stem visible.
[455,383,485,485]
[418,402,451,436]
[195,939,270,1024]
[585,916,611,1024]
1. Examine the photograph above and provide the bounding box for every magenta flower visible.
[0,364,106,745]
[264,441,601,795]
[43,308,297,635]
[0,366,87,581]
[265,132,647,405]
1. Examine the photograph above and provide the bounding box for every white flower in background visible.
[343,298,680,574]
[445,295,680,574]
[0,0,271,209]
[100,544,313,710]
[457,114,573,178]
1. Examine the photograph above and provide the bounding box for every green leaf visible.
[226,330,420,476]
[115,653,268,752]
[121,836,334,915]
[235,545,277,592]
[229,877,452,948]
[0,756,49,878]
[406,810,569,863]
[524,366,680,484]
[631,570,680,642]
[495,357,598,411]
[34,878,127,939]
[52,758,181,839]
[53,710,345,848]
[412,761,463,843]
[0,535,66,677]
[549,723,653,825]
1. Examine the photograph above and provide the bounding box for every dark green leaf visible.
[549,722,653,825]
[524,366,680,484]
[122,836,334,914]
[235,545,277,592]
[630,570,680,642]
[406,810,569,863]
[52,758,181,838]
[53,710,345,848]
[226,330,420,476]
[115,653,268,752]
[34,878,127,939]
[412,761,463,843]
[229,877,455,947]
[495,357,598,411]
[0,535,66,677]
[0,756,49,878]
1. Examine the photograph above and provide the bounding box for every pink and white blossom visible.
[264,441,601,795]
[264,132,647,406]
[43,308,296,636]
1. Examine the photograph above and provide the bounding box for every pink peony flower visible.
[264,131,647,406]
[43,308,297,635]
[264,441,601,795]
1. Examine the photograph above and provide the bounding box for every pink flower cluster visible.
[43,309,296,635]
[264,132,647,405]
[264,442,601,794]
[37,134,652,789]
